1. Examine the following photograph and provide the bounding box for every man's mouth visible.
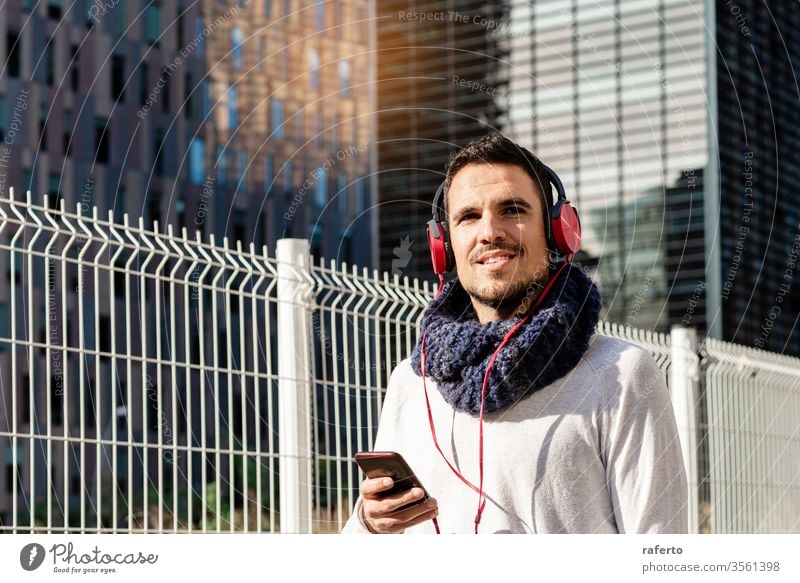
[477,254,516,271]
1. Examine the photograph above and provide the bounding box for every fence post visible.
[276,238,313,533]
[670,325,700,534]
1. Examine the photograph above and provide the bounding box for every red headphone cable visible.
[420,261,569,533]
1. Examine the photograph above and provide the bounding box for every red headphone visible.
[421,163,580,533]
[426,164,582,276]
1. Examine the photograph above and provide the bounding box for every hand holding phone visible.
[354,451,438,534]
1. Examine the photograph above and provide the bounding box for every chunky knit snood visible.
[409,262,602,415]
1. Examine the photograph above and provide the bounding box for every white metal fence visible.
[0,191,798,534]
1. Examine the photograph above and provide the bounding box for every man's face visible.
[447,163,551,316]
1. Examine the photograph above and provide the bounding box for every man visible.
[342,132,688,534]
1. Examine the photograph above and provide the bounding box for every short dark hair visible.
[441,132,553,225]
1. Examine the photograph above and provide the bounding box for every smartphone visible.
[354,451,429,510]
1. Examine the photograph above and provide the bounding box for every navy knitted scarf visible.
[409,262,602,415]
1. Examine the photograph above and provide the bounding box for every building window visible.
[161,67,170,113]
[63,109,72,156]
[52,378,63,425]
[48,174,61,205]
[283,0,291,18]
[70,44,79,91]
[309,49,320,90]
[236,149,246,190]
[283,47,289,80]
[184,72,193,116]
[139,62,149,106]
[310,224,322,258]
[271,99,283,139]
[48,0,62,19]
[233,209,246,244]
[216,146,227,186]
[177,196,186,229]
[339,60,350,97]
[283,160,292,194]
[95,117,109,164]
[196,16,205,57]
[227,85,237,129]
[97,314,110,352]
[148,191,162,228]
[176,2,184,49]
[339,228,353,264]
[154,129,164,175]
[257,36,265,72]
[5,445,21,494]
[202,79,210,119]
[337,174,348,214]
[335,2,343,39]
[189,138,205,185]
[315,2,324,31]
[264,0,272,18]
[6,31,21,78]
[265,155,274,197]
[332,114,339,153]
[231,27,244,70]
[39,101,48,151]
[356,178,367,213]
[22,168,34,194]
[183,73,194,117]
[111,185,124,224]
[295,108,303,145]
[111,54,125,102]
[146,1,161,46]
[314,167,327,207]
[44,37,54,86]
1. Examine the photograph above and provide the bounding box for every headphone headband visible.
[431,164,566,224]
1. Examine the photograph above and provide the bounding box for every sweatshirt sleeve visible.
[340,360,407,534]
[602,347,689,534]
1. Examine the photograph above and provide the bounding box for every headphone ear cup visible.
[427,219,450,276]
[442,221,454,272]
[550,200,582,256]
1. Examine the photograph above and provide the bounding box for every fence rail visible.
[0,190,798,534]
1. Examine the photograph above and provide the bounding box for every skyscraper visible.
[375,1,510,278]
[0,0,376,528]
[376,0,800,356]
[0,0,375,266]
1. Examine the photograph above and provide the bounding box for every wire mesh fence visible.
[1,191,798,534]
[0,191,282,533]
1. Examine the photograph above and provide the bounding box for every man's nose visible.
[479,212,507,242]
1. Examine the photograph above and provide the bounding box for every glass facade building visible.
[377,0,800,355]
[375,1,511,277]
[0,0,376,527]
[0,0,375,267]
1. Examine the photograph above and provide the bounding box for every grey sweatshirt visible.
[341,334,688,534]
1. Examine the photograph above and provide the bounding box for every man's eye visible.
[505,207,524,215]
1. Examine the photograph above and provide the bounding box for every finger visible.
[362,488,429,527]
[384,497,437,523]
[402,503,439,529]
[374,502,438,533]
[361,477,396,498]
[374,487,427,514]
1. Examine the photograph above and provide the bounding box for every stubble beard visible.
[463,269,549,310]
